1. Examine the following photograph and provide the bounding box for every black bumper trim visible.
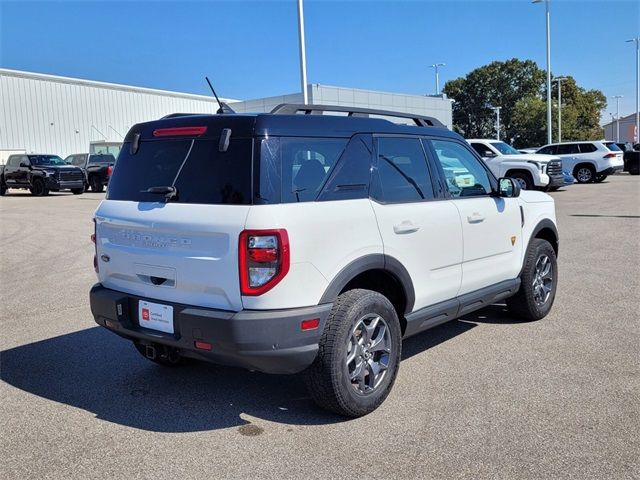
[598,166,623,176]
[89,284,332,374]
[547,173,565,187]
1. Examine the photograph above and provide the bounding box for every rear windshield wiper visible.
[141,186,177,201]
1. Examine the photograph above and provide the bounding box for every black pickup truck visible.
[1,154,85,196]
[614,143,639,175]
[64,153,116,192]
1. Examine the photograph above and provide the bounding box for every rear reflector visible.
[194,341,213,351]
[153,126,208,137]
[105,319,118,329]
[301,318,320,331]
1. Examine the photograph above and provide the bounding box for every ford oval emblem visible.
[101,254,111,263]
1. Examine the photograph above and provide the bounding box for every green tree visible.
[443,59,606,147]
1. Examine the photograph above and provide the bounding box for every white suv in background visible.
[536,141,624,183]
[468,139,564,191]
[90,104,559,417]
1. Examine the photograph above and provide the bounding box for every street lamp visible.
[297,0,308,104]
[429,63,445,95]
[489,106,502,140]
[613,95,623,142]
[555,76,566,142]
[626,37,639,143]
[533,0,552,144]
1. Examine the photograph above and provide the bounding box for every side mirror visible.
[498,177,520,198]
[19,161,30,168]
[483,151,497,158]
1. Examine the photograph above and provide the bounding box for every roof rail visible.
[270,103,445,128]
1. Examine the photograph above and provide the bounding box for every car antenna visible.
[205,76,235,114]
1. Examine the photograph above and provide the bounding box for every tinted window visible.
[372,137,434,203]
[7,156,20,166]
[318,135,372,201]
[431,140,492,197]
[490,142,520,155]
[107,138,252,205]
[470,143,490,156]
[537,146,556,155]
[29,155,66,166]
[89,154,116,164]
[578,143,597,153]
[603,142,622,152]
[258,137,348,203]
[556,144,580,154]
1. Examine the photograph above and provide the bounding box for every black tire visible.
[90,176,104,193]
[509,172,534,190]
[548,186,560,192]
[133,341,186,367]
[0,185,6,196]
[594,174,607,183]
[507,238,558,321]
[71,188,84,195]
[30,178,49,196]
[304,289,402,417]
[573,165,595,183]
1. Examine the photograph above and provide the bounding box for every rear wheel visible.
[0,185,6,196]
[594,174,608,183]
[507,238,557,321]
[71,188,84,195]
[90,176,104,192]
[509,172,533,190]
[304,289,402,417]
[30,178,48,196]
[574,165,595,183]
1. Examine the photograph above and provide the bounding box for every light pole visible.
[297,0,308,104]
[613,95,623,142]
[533,0,552,144]
[490,106,502,140]
[626,37,639,143]
[429,63,445,95]
[555,76,566,142]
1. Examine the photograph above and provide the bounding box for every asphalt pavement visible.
[1,175,638,479]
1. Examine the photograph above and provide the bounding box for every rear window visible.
[89,154,116,164]
[604,142,622,152]
[107,138,253,204]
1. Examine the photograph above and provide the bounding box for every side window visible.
[7,156,17,166]
[318,135,372,201]
[372,137,434,203]
[557,143,580,154]
[470,143,489,156]
[430,140,492,197]
[74,155,86,166]
[64,155,74,165]
[579,143,597,153]
[18,155,30,166]
[538,146,555,155]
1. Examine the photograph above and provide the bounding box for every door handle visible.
[467,212,485,223]
[393,221,420,234]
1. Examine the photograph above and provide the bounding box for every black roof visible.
[125,104,460,142]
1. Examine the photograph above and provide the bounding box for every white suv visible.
[90,104,559,417]
[467,139,564,191]
[536,141,624,183]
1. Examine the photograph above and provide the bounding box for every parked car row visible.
[0,152,116,196]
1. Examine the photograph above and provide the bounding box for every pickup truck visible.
[64,153,116,192]
[1,153,85,196]
[468,139,564,191]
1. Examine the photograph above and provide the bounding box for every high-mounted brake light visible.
[239,229,290,296]
[152,126,208,137]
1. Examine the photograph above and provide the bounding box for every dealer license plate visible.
[138,300,174,334]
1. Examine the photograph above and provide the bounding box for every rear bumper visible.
[89,284,332,374]
[598,166,623,176]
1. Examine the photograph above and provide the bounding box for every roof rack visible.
[270,103,445,128]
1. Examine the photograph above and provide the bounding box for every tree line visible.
[442,58,606,148]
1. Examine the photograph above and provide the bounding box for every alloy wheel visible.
[346,314,392,395]
[532,254,553,306]
[576,168,593,183]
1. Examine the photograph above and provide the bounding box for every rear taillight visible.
[107,165,113,176]
[92,219,98,273]
[603,153,617,158]
[239,229,289,296]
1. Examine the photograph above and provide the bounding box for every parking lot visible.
[0,175,638,479]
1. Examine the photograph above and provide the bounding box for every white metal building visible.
[1,68,454,163]
[602,112,639,144]
[0,69,233,162]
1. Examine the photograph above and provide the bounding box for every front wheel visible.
[30,178,49,196]
[0,185,6,196]
[510,172,533,190]
[304,289,402,417]
[507,238,558,321]
[71,188,84,195]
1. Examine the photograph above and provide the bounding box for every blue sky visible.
[1,0,638,119]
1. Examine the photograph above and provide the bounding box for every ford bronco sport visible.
[89,104,559,417]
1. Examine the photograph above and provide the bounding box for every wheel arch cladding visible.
[319,254,415,318]
[530,219,559,256]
